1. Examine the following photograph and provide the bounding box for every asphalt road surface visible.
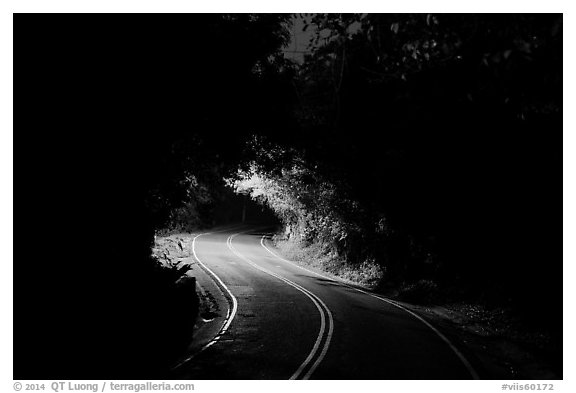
[174,225,479,380]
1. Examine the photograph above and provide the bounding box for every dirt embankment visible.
[151,234,200,370]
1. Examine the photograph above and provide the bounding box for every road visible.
[174,226,479,380]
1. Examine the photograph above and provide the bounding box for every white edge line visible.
[171,228,240,370]
[227,232,333,380]
[260,235,480,380]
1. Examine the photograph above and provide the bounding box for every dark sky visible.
[282,14,314,64]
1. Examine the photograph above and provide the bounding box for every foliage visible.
[231,145,361,253]
[300,13,561,123]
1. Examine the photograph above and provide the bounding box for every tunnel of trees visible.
[16,14,561,378]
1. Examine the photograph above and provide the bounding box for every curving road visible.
[174,226,480,380]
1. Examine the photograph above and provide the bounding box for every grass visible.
[272,235,384,288]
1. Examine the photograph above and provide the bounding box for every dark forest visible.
[15,14,562,379]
